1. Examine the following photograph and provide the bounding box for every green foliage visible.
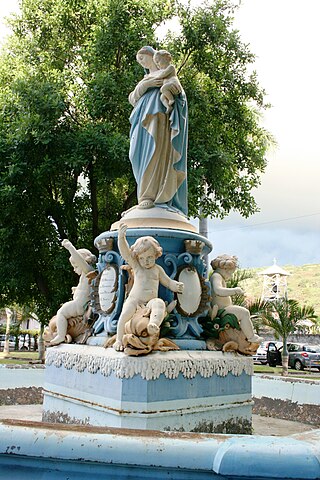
[242,264,320,322]
[262,298,316,374]
[262,299,316,340]
[245,298,269,335]
[0,325,11,335]
[199,309,240,339]
[0,0,270,318]
[19,329,40,336]
[168,1,271,217]
[226,269,253,289]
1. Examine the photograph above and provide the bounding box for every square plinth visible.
[43,345,254,434]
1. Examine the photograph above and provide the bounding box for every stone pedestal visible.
[43,345,253,434]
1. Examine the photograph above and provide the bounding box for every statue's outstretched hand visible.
[234,287,244,295]
[61,239,72,250]
[174,281,184,294]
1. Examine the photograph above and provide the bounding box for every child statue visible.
[113,224,184,351]
[210,254,263,345]
[49,239,97,346]
[152,50,183,113]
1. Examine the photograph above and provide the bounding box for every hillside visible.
[241,263,320,319]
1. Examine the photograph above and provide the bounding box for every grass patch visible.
[0,351,39,364]
[242,263,320,321]
[254,364,320,379]
[254,365,283,374]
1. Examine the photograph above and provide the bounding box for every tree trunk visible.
[199,216,209,275]
[89,158,99,242]
[38,324,45,363]
[3,308,12,356]
[199,182,209,276]
[282,337,289,376]
[282,354,289,376]
[35,272,51,300]
[122,187,137,213]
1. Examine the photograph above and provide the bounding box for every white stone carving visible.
[112,224,184,352]
[210,254,263,345]
[128,46,188,216]
[46,345,253,380]
[177,267,202,316]
[98,265,117,313]
[48,239,96,346]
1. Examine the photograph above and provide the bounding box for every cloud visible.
[207,227,320,268]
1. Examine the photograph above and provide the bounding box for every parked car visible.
[253,341,282,365]
[288,344,320,371]
[253,342,269,364]
[0,334,16,351]
[266,342,282,366]
[268,342,320,370]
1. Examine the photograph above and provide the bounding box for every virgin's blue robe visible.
[129,86,188,216]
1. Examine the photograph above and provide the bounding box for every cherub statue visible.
[152,50,182,114]
[210,254,263,345]
[112,224,184,351]
[105,303,179,356]
[43,308,93,346]
[49,239,96,346]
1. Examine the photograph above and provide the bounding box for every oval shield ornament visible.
[176,267,202,317]
[97,265,118,314]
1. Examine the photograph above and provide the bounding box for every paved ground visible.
[252,414,316,436]
[0,404,42,421]
[0,404,316,436]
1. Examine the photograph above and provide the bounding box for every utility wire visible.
[209,212,320,233]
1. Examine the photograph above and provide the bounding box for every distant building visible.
[0,309,40,331]
[258,259,290,301]
[20,316,41,331]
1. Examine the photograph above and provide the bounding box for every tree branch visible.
[122,186,137,212]
[177,50,193,75]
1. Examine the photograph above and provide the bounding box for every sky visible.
[1,0,319,268]
[207,0,320,268]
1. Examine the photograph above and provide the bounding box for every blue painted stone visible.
[92,227,213,350]
[173,339,207,350]
[43,347,253,433]
[45,364,251,403]
[1,422,320,479]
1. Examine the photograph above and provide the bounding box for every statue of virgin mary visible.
[128,46,188,216]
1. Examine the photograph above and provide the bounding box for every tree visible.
[244,298,269,336]
[262,299,316,375]
[224,269,268,334]
[167,1,272,218]
[0,0,271,320]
